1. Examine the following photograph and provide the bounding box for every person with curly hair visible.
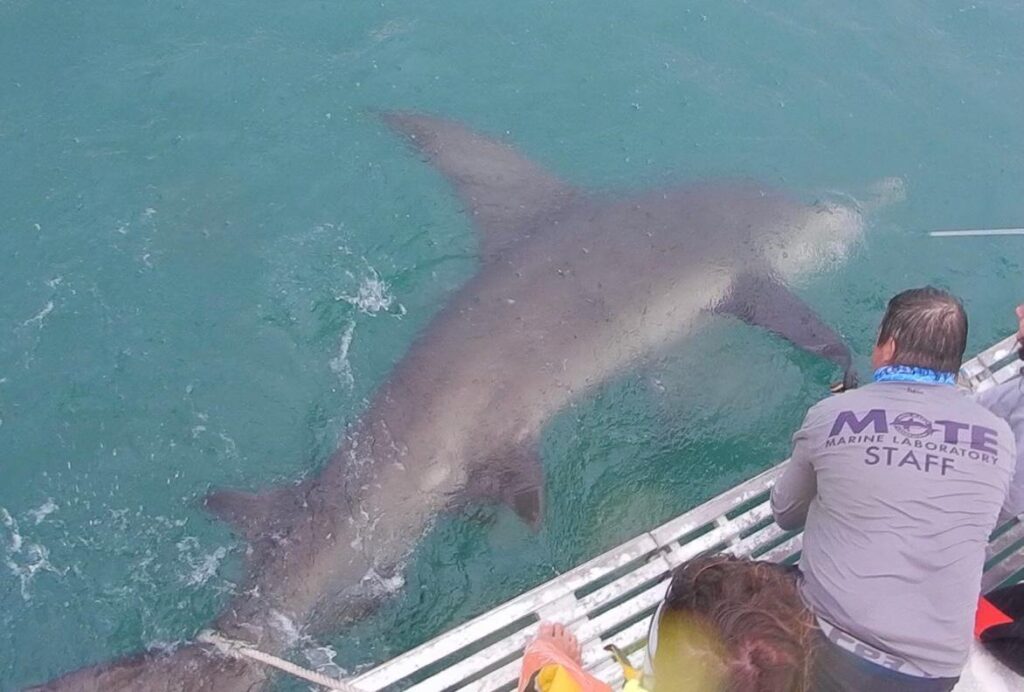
[518,553,814,692]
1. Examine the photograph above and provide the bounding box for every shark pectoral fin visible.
[379,111,580,259]
[714,272,858,389]
[509,484,544,531]
[465,442,546,529]
[203,484,304,541]
[501,443,546,529]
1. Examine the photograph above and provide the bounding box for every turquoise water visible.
[1,0,1023,688]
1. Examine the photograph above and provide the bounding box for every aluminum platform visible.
[351,335,1024,692]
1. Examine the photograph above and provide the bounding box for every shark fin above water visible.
[379,111,580,259]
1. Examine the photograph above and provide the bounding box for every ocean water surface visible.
[1,0,1023,688]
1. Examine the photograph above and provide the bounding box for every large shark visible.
[32,113,870,691]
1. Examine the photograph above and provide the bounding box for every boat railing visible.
[350,334,1024,691]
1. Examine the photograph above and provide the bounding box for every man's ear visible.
[871,338,896,370]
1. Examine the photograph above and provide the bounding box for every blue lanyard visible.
[873,364,955,386]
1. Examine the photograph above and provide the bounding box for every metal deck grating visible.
[351,337,1024,691]
[959,334,1020,393]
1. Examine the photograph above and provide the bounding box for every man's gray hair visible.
[877,286,968,374]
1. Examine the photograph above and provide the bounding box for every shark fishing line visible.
[929,228,1024,237]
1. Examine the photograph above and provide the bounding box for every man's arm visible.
[976,381,1024,519]
[1001,462,1024,522]
[975,300,1024,519]
[771,416,818,530]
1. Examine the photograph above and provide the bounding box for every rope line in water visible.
[930,228,1024,237]
[197,630,365,692]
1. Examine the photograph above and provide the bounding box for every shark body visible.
[32,113,866,691]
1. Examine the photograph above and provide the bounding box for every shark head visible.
[758,199,866,283]
[759,176,905,283]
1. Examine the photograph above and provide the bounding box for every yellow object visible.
[532,663,584,692]
[603,645,641,681]
[518,637,612,692]
[603,644,650,692]
[526,655,650,692]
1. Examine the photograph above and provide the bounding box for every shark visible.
[31,112,872,691]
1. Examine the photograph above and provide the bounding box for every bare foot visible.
[536,621,582,665]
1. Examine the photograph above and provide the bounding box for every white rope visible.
[197,630,366,692]
[930,228,1024,237]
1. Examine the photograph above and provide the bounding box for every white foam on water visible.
[152,515,188,530]
[27,499,58,525]
[6,542,63,601]
[360,567,405,597]
[268,609,302,648]
[22,300,54,328]
[338,267,397,315]
[183,546,229,587]
[217,432,237,456]
[1,507,22,553]
[24,503,52,529]
[176,535,233,588]
[329,321,357,387]
[176,536,200,552]
[328,261,406,386]
[188,419,238,459]
[303,644,347,681]
[146,639,184,655]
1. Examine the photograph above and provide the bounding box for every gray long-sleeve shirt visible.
[772,381,1015,678]
[974,377,1024,519]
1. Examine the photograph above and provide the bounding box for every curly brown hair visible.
[651,554,817,692]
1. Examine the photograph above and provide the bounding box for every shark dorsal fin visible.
[204,485,305,541]
[380,112,580,259]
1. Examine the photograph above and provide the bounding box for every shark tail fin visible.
[378,111,581,259]
[204,484,306,542]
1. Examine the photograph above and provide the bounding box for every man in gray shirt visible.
[975,304,1024,522]
[772,287,1017,691]
[976,379,1024,521]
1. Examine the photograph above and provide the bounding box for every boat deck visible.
[351,335,1024,691]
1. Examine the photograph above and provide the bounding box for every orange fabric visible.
[517,639,613,692]
[975,595,1013,638]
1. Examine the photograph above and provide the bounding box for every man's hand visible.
[830,369,859,394]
